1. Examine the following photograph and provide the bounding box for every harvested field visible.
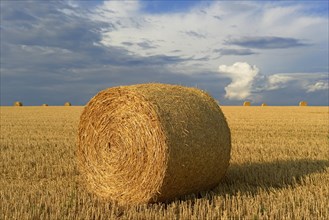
[0,106,328,219]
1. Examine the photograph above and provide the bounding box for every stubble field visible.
[0,106,328,219]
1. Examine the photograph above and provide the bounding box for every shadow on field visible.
[214,159,329,196]
[178,159,329,203]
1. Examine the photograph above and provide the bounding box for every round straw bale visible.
[299,101,308,106]
[42,104,48,106]
[14,101,23,106]
[64,102,71,106]
[77,83,231,205]
[261,103,267,106]
[243,101,251,106]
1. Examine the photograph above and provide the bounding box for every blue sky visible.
[1,0,328,106]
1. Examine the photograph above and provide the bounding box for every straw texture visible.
[261,103,267,106]
[42,104,48,106]
[299,101,308,106]
[14,101,23,106]
[64,102,71,106]
[243,101,251,106]
[77,83,231,205]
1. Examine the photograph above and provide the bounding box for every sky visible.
[1,0,328,106]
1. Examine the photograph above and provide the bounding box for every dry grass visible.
[1,106,328,219]
[78,84,231,205]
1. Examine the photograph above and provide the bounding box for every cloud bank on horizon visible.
[1,0,328,105]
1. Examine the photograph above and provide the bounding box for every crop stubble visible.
[0,106,328,219]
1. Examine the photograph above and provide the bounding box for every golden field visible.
[0,106,328,219]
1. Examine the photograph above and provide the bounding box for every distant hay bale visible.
[42,104,48,106]
[14,101,23,106]
[77,83,231,205]
[299,101,308,106]
[243,101,251,106]
[64,102,71,106]
[261,103,267,106]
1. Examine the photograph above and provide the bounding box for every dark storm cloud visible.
[184,31,206,39]
[136,41,157,49]
[213,16,222,20]
[224,36,310,49]
[0,1,222,106]
[1,1,105,49]
[214,48,258,56]
[121,42,134,46]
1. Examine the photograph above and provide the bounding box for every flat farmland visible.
[0,106,328,219]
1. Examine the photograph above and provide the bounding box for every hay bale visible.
[14,101,23,106]
[261,103,267,106]
[299,101,308,106]
[77,83,231,205]
[42,104,48,106]
[243,101,251,106]
[64,102,71,106]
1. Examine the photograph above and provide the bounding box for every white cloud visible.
[91,2,326,57]
[93,1,140,18]
[86,1,328,81]
[307,81,329,93]
[266,74,294,90]
[96,9,219,60]
[217,61,328,100]
[265,73,328,92]
[218,62,259,100]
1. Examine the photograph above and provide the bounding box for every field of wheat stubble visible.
[0,106,328,219]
